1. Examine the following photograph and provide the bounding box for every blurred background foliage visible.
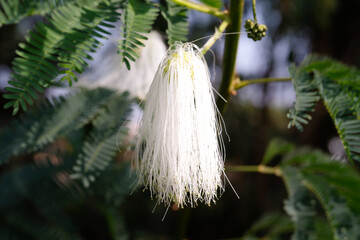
[0,0,360,239]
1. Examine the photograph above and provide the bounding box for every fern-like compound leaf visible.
[304,174,360,239]
[281,166,318,240]
[118,0,159,70]
[0,88,129,165]
[288,56,360,162]
[243,212,294,239]
[161,0,189,45]
[34,88,118,149]
[3,1,123,115]
[262,138,295,165]
[287,64,320,131]
[0,101,53,164]
[315,72,360,163]
[0,0,68,26]
[281,147,360,239]
[70,92,132,187]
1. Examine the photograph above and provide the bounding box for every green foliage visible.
[34,88,118,148]
[0,88,133,189]
[161,0,189,45]
[286,149,360,215]
[315,72,360,162]
[0,87,135,239]
[0,159,81,239]
[266,139,360,240]
[262,138,295,165]
[262,139,360,239]
[304,174,360,239]
[281,166,318,240]
[3,0,123,115]
[287,56,360,162]
[1,1,360,239]
[0,158,135,239]
[118,0,159,70]
[1,0,189,115]
[0,0,65,26]
[71,93,131,187]
[287,63,320,131]
[0,88,128,165]
[242,212,294,240]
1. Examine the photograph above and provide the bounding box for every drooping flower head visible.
[134,42,225,208]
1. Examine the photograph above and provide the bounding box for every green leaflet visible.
[315,72,360,163]
[242,212,294,239]
[0,88,134,237]
[101,206,129,240]
[287,63,320,132]
[262,138,295,165]
[287,55,360,162]
[3,0,123,115]
[34,88,118,149]
[0,157,133,239]
[0,88,130,165]
[304,174,360,239]
[161,0,189,45]
[0,0,66,26]
[294,151,360,215]
[70,128,128,188]
[118,0,159,70]
[70,91,132,188]
[280,147,360,240]
[281,166,318,240]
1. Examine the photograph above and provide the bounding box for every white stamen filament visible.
[134,42,225,208]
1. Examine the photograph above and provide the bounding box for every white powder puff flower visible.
[134,42,226,208]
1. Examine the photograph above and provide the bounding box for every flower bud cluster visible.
[244,19,267,41]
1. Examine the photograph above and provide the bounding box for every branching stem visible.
[252,0,257,22]
[171,0,226,19]
[216,0,244,114]
[226,164,282,177]
[234,77,291,90]
[201,19,230,55]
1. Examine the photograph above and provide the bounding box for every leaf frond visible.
[70,92,132,187]
[280,147,360,239]
[0,0,68,26]
[4,0,123,114]
[281,166,318,240]
[161,0,189,45]
[304,174,360,239]
[287,64,320,132]
[118,0,159,70]
[288,55,360,162]
[0,88,130,165]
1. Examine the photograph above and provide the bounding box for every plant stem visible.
[252,0,257,22]
[171,0,226,19]
[226,164,282,177]
[201,19,230,55]
[234,77,291,90]
[216,0,244,114]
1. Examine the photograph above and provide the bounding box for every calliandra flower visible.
[134,42,226,208]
